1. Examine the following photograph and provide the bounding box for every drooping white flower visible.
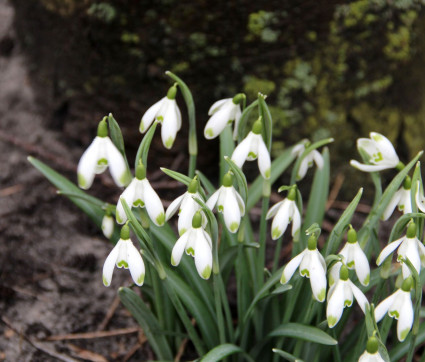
[358,336,385,362]
[350,132,400,172]
[103,224,145,287]
[327,265,369,328]
[291,140,324,181]
[376,221,425,278]
[415,179,425,213]
[116,163,165,227]
[139,84,181,149]
[165,177,205,235]
[101,213,114,239]
[266,186,301,241]
[382,176,412,221]
[206,172,245,233]
[231,119,271,179]
[204,94,244,140]
[171,212,213,279]
[375,276,414,341]
[78,118,130,189]
[329,227,370,286]
[281,234,327,302]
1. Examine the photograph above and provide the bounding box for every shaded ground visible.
[0,1,153,360]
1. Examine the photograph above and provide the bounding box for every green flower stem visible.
[213,273,227,344]
[257,179,271,288]
[166,71,197,178]
[272,235,284,273]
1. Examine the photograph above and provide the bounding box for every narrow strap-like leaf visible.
[135,121,158,169]
[268,323,337,345]
[202,344,255,362]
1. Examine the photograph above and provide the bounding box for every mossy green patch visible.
[301,269,309,277]
[133,199,145,207]
[117,260,129,268]
[97,158,108,166]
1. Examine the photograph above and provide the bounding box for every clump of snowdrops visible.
[29,72,425,361]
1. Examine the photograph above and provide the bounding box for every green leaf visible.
[28,156,120,242]
[388,213,425,243]
[196,170,216,196]
[135,121,158,169]
[272,348,304,362]
[269,323,338,345]
[247,146,296,211]
[237,99,258,142]
[224,156,248,205]
[219,125,235,181]
[108,113,126,157]
[202,344,255,362]
[161,167,207,200]
[118,287,173,361]
[325,188,363,256]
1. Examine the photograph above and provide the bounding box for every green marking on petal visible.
[347,260,355,268]
[139,122,145,132]
[373,152,383,163]
[171,255,177,266]
[218,205,224,212]
[399,204,404,210]
[102,275,109,286]
[133,199,145,207]
[117,260,129,268]
[400,328,410,341]
[187,247,195,256]
[372,133,383,141]
[201,265,212,279]
[157,115,164,122]
[97,158,108,166]
[119,171,132,186]
[264,168,271,179]
[156,212,165,226]
[363,274,370,285]
[165,137,174,149]
[344,299,352,307]
[205,128,214,138]
[272,227,281,239]
[137,274,145,285]
[230,222,239,232]
[78,173,87,188]
[317,288,326,302]
[248,151,257,158]
[327,316,337,328]
[179,228,187,236]
[389,310,399,319]
[301,269,309,277]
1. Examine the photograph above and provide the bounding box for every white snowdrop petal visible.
[206,189,221,210]
[116,180,137,224]
[140,98,164,133]
[101,215,114,239]
[104,137,129,187]
[297,158,309,180]
[375,292,397,322]
[141,179,165,226]
[349,281,369,314]
[208,98,230,115]
[231,134,252,169]
[77,137,101,189]
[266,200,284,220]
[397,292,413,341]
[165,194,185,221]
[204,101,235,139]
[271,200,291,240]
[353,243,370,286]
[171,232,190,266]
[127,241,145,286]
[350,160,391,172]
[312,150,324,169]
[309,252,327,302]
[194,229,213,279]
[326,281,345,327]
[415,181,425,213]
[102,241,121,286]
[376,237,404,265]
[232,106,242,140]
[234,190,246,216]
[281,250,306,284]
[291,143,305,156]
[329,263,341,287]
[222,188,241,233]
[178,198,200,235]
[257,137,271,179]
[382,189,402,221]
[370,132,399,165]
[161,100,180,149]
[291,204,301,240]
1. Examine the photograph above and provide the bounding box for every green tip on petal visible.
[264,168,271,179]
[156,213,165,226]
[167,84,178,99]
[327,316,337,328]
[280,273,287,284]
[222,172,233,187]
[340,265,349,281]
[389,310,400,319]
[179,228,186,236]
[366,336,379,354]
[188,177,198,193]
[401,276,413,292]
[230,222,239,233]
[120,224,130,240]
[400,328,410,341]
[347,226,357,243]
[137,274,145,285]
[317,288,326,302]
[192,212,203,228]
[272,228,281,240]
[252,118,262,134]
[307,235,317,250]
[136,163,146,180]
[201,265,212,279]
[205,128,214,138]
[78,173,87,189]
[164,136,174,149]
[97,117,108,137]
[171,255,177,266]
[102,275,110,286]
[117,260,129,268]
[301,269,310,277]
[406,221,416,238]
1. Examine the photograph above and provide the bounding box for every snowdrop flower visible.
[382,176,412,221]
[171,212,212,279]
[78,118,130,189]
[165,177,205,235]
[358,336,385,362]
[376,221,425,278]
[101,213,114,239]
[281,233,327,302]
[329,226,370,286]
[139,84,181,149]
[116,163,165,226]
[415,179,425,213]
[375,276,414,341]
[204,93,244,140]
[266,185,301,241]
[103,224,145,287]
[206,172,245,233]
[327,265,369,328]
[231,118,271,179]
[350,132,401,172]
[291,140,324,181]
